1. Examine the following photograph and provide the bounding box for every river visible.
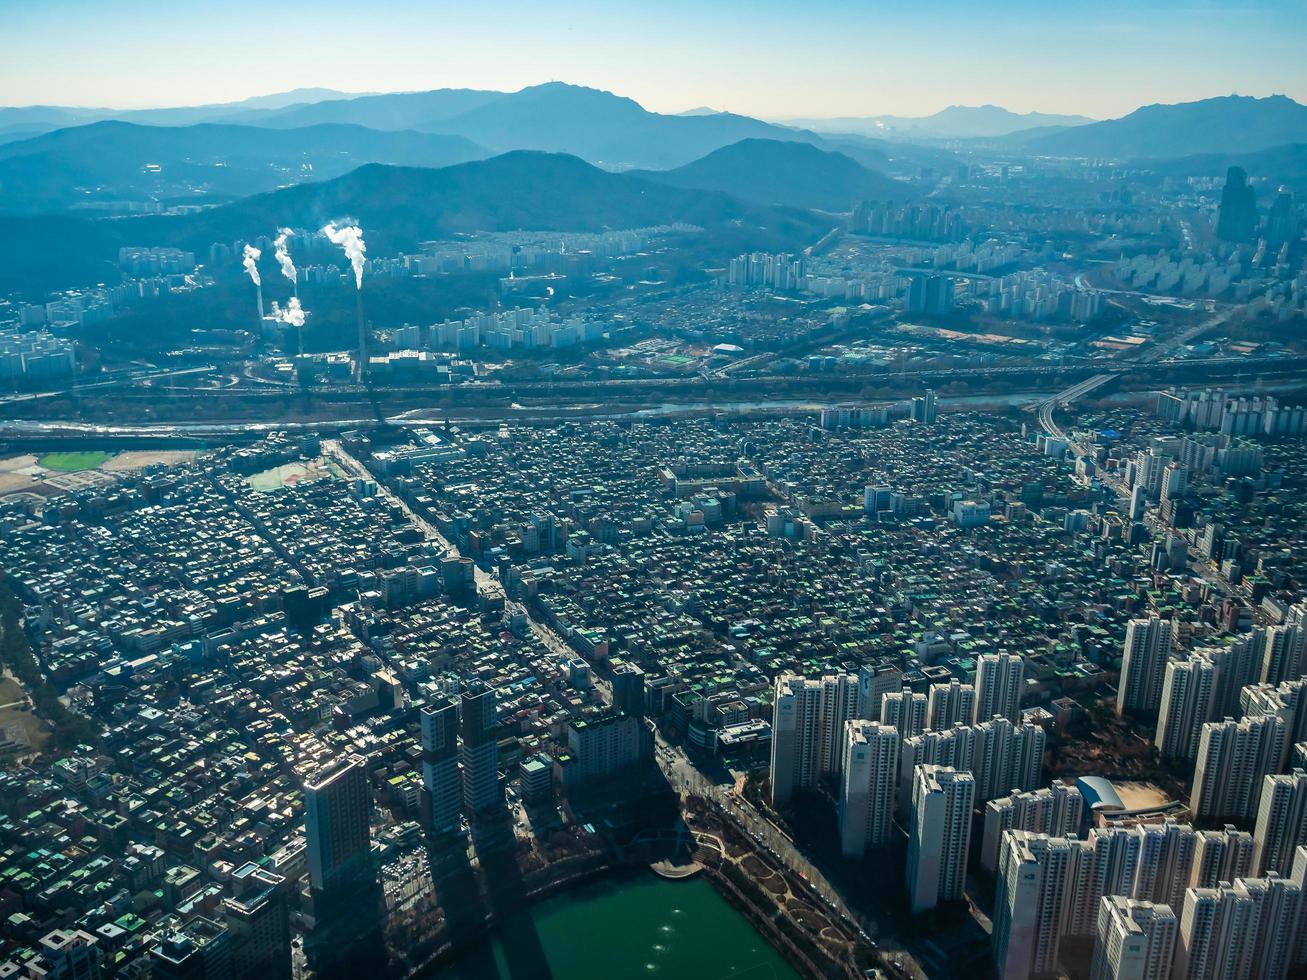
[428,873,799,980]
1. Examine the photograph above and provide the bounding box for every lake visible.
[430,873,799,980]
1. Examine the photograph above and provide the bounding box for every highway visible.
[0,364,216,406]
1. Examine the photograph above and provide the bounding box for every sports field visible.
[37,451,115,472]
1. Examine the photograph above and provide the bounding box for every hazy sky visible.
[2,0,1304,119]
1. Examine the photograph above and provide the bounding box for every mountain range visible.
[778,105,1096,140]
[1013,94,1307,159]
[0,121,488,212]
[1,83,947,177]
[0,89,366,142]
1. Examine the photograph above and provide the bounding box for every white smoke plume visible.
[241,244,262,287]
[273,228,297,289]
[271,296,307,328]
[321,222,366,289]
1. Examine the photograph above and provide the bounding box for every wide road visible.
[322,438,591,670]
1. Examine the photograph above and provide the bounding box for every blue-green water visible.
[433,873,799,980]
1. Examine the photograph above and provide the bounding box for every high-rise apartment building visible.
[927,679,976,731]
[817,673,861,778]
[993,830,1078,979]
[1191,713,1287,823]
[982,782,1084,872]
[906,765,974,912]
[1174,874,1301,980]
[881,690,928,738]
[839,720,899,858]
[770,673,821,806]
[1090,896,1177,980]
[1253,769,1307,876]
[974,652,1026,724]
[1190,825,1254,889]
[1116,617,1173,719]
[1156,656,1217,761]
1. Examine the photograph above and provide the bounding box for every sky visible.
[2,0,1304,120]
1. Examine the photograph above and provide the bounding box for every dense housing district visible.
[1,379,1306,980]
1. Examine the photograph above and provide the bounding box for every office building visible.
[927,680,976,730]
[974,652,1026,724]
[1116,617,1173,719]
[461,682,501,813]
[1191,713,1287,823]
[564,711,649,784]
[1155,656,1216,762]
[839,720,899,858]
[223,863,291,980]
[612,661,646,717]
[1090,896,1177,980]
[23,930,104,980]
[906,765,974,912]
[1216,166,1258,242]
[420,695,462,835]
[1253,769,1307,876]
[149,917,231,980]
[304,754,373,908]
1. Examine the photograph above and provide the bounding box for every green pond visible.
[431,873,799,980]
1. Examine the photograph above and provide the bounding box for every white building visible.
[839,720,899,858]
[906,765,974,912]
[1191,713,1287,823]
[1253,769,1307,876]
[1156,656,1217,761]
[1116,617,1173,719]
[974,652,1026,724]
[1091,896,1177,980]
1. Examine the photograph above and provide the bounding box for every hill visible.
[0,121,488,211]
[1021,94,1307,159]
[779,105,1095,140]
[632,139,905,211]
[0,151,828,293]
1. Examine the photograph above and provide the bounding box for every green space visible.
[38,451,115,472]
[430,873,798,979]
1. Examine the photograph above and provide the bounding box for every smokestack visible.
[274,228,298,298]
[356,288,367,380]
[242,244,263,327]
